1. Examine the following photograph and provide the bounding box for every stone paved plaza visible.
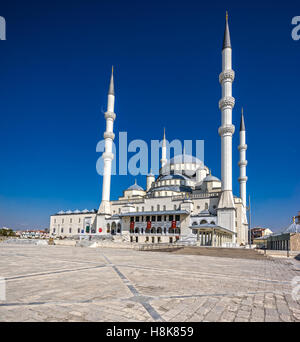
[0,244,300,322]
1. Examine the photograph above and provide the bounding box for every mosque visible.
[49,14,249,247]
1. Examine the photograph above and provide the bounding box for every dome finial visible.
[293,216,296,223]
[226,11,228,22]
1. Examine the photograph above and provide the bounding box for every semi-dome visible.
[159,174,188,181]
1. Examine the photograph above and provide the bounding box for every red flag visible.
[172,220,176,229]
[147,221,151,229]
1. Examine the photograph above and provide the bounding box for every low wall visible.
[54,240,76,246]
[256,249,300,258]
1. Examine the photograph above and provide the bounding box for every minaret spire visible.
[108,66,114,95]
[238,107,248,208]
[98,68,117,215]
[222,11,231,50]
[240,107,246,131]
[161,128,167,168]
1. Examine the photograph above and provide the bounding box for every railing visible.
[171,192,221,201]
[111,198,145,205]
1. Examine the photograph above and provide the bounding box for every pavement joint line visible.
[113,263,292,285]
[4,264,107,281]
[100,252,164,322]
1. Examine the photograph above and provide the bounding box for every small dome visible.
[65,210,72,214]
[81,209,89,213]
[127,180,144,191]
[284,223,300,233]
[57,210,65,215]
[73,209,80,214]
[203,175,220,182]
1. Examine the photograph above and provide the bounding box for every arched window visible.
[200,220,208,225]
[107,223,110,233]
[192,221,198,226]
[164,227,167,234]
[151,227,156,234]
[210,221,215,225]
[134,228,139,234]
[168,227,174,234]
[111,222,116,235]
[117,223,121,233]
[157,227,162,234]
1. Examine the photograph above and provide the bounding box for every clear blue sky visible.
[0,0,299,231]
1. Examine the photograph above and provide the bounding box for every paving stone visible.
[0,244,299,322]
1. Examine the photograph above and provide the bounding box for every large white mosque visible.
[49,14,249,247]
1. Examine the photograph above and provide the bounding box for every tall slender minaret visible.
[98,67,116,215]
[161,128,167,168]
[238,108,248,207]
[218,11,235,209]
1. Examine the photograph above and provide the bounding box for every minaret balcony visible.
[218,96,235,110]
[104,111,116,121]
[238,143,247,151]
[219,70,235,83]
[238,160,248,167]
[104,131,115,140]
[218,124,235,137]
[102,152,114,160]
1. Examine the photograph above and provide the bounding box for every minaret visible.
[218,11,235,208]
[98,67,116,215]
[217,12,236,243]
[161,128,167,168]
[238,108,248,208]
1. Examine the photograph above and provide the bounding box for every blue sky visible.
[0,0,299,231]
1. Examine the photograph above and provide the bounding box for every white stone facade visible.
[49,15,249,247]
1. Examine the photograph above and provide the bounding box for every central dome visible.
[162,154,205,177]
[169,154,203,166]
